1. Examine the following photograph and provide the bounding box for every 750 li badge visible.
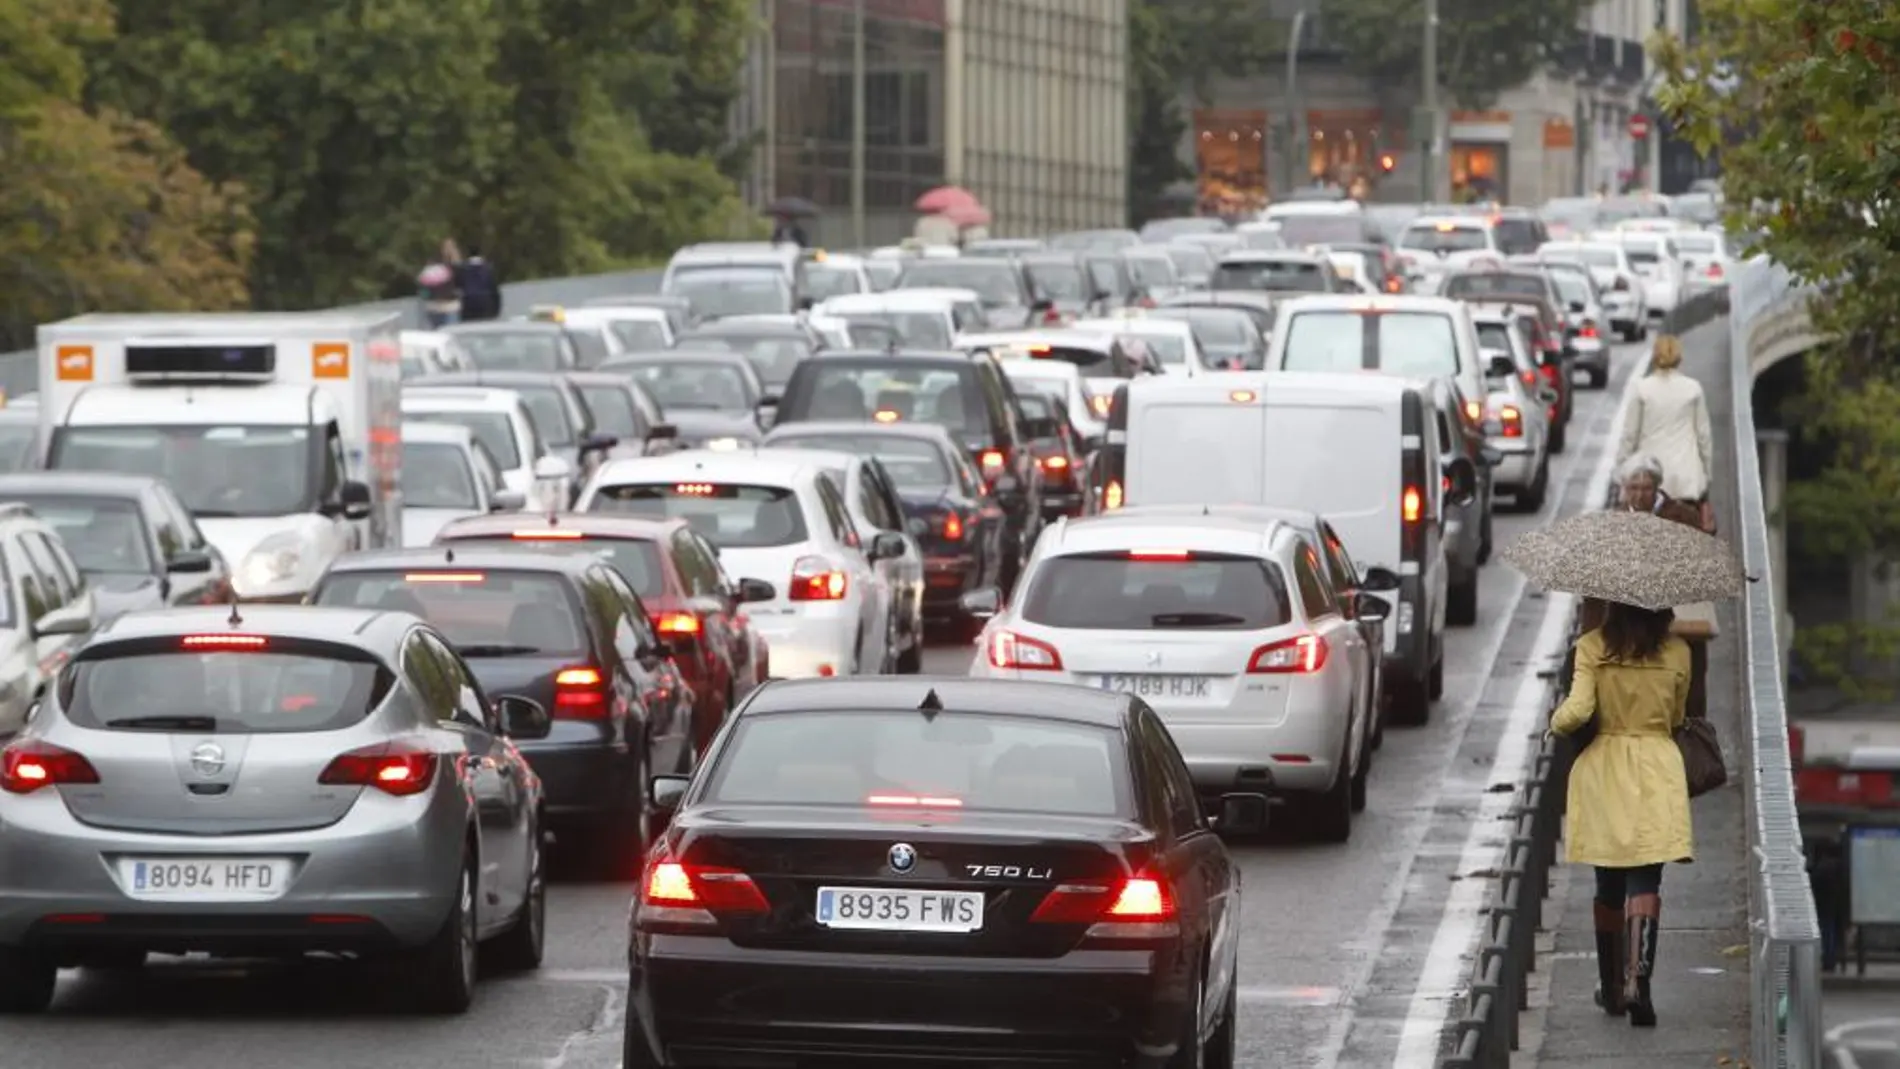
[966,864,1052,879]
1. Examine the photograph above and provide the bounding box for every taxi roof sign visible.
[529,305,566,323]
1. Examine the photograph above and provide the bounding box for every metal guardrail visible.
[1728,257,1826,1069]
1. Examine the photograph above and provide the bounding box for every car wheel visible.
[1588,366,1608,389]
[1388,674,1430,726]
[487,822,546,972]
[896,635,924,674]
[624,1012,664,1069]
[0,948,55,1013]
[408,856,478,1014]
[1428,652,1445,701]
[1205,978,1238,1069]
[1166,971,1207,1068]
[1519,457,1550,512]
[1548,417,1567,455]
[1308,733,1354,844]
[1447,569,1479,627]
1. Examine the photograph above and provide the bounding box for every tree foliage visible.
[1324,0,1589,109]
[1654,1,1900,687]
[0,0,250,350]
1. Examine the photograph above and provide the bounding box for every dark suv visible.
[769,351,1046,590]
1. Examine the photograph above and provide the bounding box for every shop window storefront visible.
[1451,143,1508,203]
[1195,109,1266,217]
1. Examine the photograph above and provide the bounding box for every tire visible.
[1447,569,1479,627]
[1428,653,1445,701]
[1388,675,1430,727]
[0,948,55,1014]
[896,634,923,674]
[1518,457,1549,512]
[1549,417,1567,455]
[1588,366,1608,389]
[624,1015,663,1069]
[407,856,479,1014]
[1308,734,1354,844]
[1205,979,1238,1069]
[486,823,546,972]
[1350,737,1370,813]
[1166,972,1208,1069]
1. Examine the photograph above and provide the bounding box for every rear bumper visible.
[515,740,634,821]
[749,613,857,678]
[1171,717,1347,795]
[922,555,983,616]
[630,935,1184,1068]
[1568,339,1608,372]
[1040,487,1085,519]
[1487,443,1537,489]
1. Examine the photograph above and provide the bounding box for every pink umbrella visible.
[941,202,992,228]
[915,185,978,213]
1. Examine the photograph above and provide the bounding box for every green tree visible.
[621,0,758,181]
[0,0,250,349]
[1653,1,1900,690]
[1324,0,1589,109]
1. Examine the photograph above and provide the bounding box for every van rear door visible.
[1125,394,1267,507]
[1256,400,1402,570]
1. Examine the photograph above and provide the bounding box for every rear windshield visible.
[6,496,154,576]
[792,366,976,433]
[441,536,664,597]
[456,333,564,372]
[1211,260,1329,293]
[0,424,36,473]
[895,261,1022,306]
[1125,256,1176,286]
[512,386,575,448]
[682,331,812,390]
[1673,234,1719,254]
[1274,215,1367,246]
[1476,322,1518,354]
[1161,244,1215,278]
[1399,225,1490,253]
[624,362,753,412]
[1623,246,1661,265]
[804,264,863,300]
[405,410,520,469]
[1548,271,1593,305]
[1021,552,1291,630]
[575,384,642,438]
[63,647,391,734]
[608,319,669,351]
[312,570,586,656]
[768,434,951,489]
[1281,311,1460,379]
[1023,262,1086,300]
[1444,274,1546,300]
[703,710,1129,817]
[834,311,952,349]
[401,441,480,509]
[1545,246,1621,269]
[588,483,808,548]
[670,273,792,319]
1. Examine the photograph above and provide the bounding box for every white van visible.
[1265,294,1488,418]
[1093,371,1477,721]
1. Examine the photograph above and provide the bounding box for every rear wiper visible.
[191,509,240,518]
[1150,612,1247,627]
[106,715,219,731]
[452,643,544,657]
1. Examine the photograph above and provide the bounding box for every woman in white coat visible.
[1617,334,1715,533]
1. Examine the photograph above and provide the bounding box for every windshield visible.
[314,570,585,656]
[703,710,1128,817]
[1476,322,1519,355]
[405,411,520,469]
[1022,551,1290,630]
[625,362,753,412]
[683,331,811,389]
[835,311,952,349]
[64,649,389,734]
[1399,225,1491,252]
[1023,262,1086,300]
[1161,244,1215,279]
[1125,256,1176,286]
[456,332,565,372]
[401,441,479,509]
[896,261,1022,305]
[795,366,976,432]
[1597,198,1667,223]
[1128,331,1188,365]
[1622,245,1662,266]
[770,434,952,489]
[1673,234,1719,255]
[1546,245,1620,269]
[12,496,154,575]
[1281,311,1460,378]
[443,536,664,597]
[512,386,575,448]
[1444,274,1547,300]
[588,483,808,548]
[1549,271,1593,305]
[671,273,793,319]
[1272,216,1359,245]
[804,264,863,300]
[1152,308,1256,365]
[0,424,35,473]
[608,319,669,351]
[50,425,311,518]
[1211,259,1329,292]
[576,385,641,438]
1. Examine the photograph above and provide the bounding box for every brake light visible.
[1402,485,1422,523]
[1230,390,1256,403]
[511,529,583,540]
[1042,307,1062,324]
[642,860,770,914]
[180,634,268,650]
[1248,634,1328,673]
[979,449,1006,474]
[1497,404,1523,438]
[1463,399,1482,423]
[987,629,1062,670]
[1,740,100,794]
[1030,876,1176,924]
[1442,474,1451,494]
[1089,394,1113,417]
[1104,479,1123,510]
[1520,370,1537,389]
[866,794,963,807]
[1706,262,1724,278]
[317,743,436,796]
[552,666,609,718]
[405,572,486,583]
[942,513,964,541]
[1129,549,1190,560]
[1579,321,1599,339]
[655,612,701,635]
[790,556,848,600]
[874,409,901,423]
[1040,454,1069,471]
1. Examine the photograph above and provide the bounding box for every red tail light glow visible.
[987,630,1062,671]
[1402,485,1422,523]
[674,483,717,495]
[552,666,609,718]
[511,529,583,540]
[1247,634,1328,673]
[1042,307,1063,324]
[655,613,701,635]
[642,861,770,914]
[790,556,848,601]
[404,572,486,583]
[317,743,436,796]
[1496,404,1523,438]
[978,449,1006,473]
[1579,321,1599,339]
[1030,876,1176,924]
[1040,454,1069,471]
[942,513,964,541]
[1128,549,1190,560]
[1089,394,1113,417]
[1,740,100,794]
[866,794,963,807]
[180,634,268,650]
[1463,399,1482,423]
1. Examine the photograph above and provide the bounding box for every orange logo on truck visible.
[55,346,94,381]
[313,343,350,378]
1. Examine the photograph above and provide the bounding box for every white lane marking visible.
[519,968,628,984]
[1239,985,1342,1006]
[1386,353,1642,1068]
[539,972,625,1069]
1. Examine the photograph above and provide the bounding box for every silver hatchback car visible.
[0,605,552,1014]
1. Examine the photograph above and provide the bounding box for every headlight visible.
[238,536,305,595]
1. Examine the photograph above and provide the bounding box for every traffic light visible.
[1379,152,1398,173]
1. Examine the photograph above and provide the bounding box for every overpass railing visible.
[1729,256,1825,1069]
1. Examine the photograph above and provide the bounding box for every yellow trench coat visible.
[1550,629,1695,868]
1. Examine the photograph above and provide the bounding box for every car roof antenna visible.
[917,688,943,719]
[227,594,243,629]
[444,547,455,564]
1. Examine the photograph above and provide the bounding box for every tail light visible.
[552,666,610,718]
[1042,307,1063,324]
[641,859,770,916]
[1,740,100,794]
[1462,399,1482,424]
[790,556,848,601]
[1104,479,1123,510]
[1520,370,1537,389]
[1088,394,1113,417]
[1579,321,1599,339]
[1136,296,1156,309]
[941,513,964,541]
[987,630,1062,671]
[1247,634,1328,673]
[1494,404,1523,438]
[317,742,436,796]
[654,612,701,636]
[978,449,1007,476]
[1706,262,1724,279]
[1030,876,1177,936]
[1402,485,1423,524]
[1040,454,1069,473]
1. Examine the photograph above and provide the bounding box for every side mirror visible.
[1030,297,1054,313]
[532,454,573,482]
[495,695,551,740]
[1537,386,1560,406]
[168,548,214,574]
[905,516,929,537]
[490,489,528,512]
[580,431,619,454]
[1446,458,1478,504]
[646,423,679,441]
[1212,792,1270,836]
[754,396,780,429]
[1569,300,1586,313]
[1352,592,1390,621]
[868,531,908,561]
[650,774,691,812]
[1485,353,1515,379]
[1360,566,1402,592]
[736,577,776,603]
[32,613,90,639]
[333,480,374,521]
[958,588,1002,619]
[639,641,674,662]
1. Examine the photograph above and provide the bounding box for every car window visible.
[155,486,204,552]
[814,474,858,547]
[312,570,586,656]
[1020,551,1291,630]
[455,332,567,372]
[19,533,69,610]
[575,384,646,439]
[1293,547,1337,616]
[608,318,670,351]
[1399,224,1491,253]
[1138,706,1203,838]
[600,568,660,660]
[671,529,720,596]
[1493,218,1542,255]
[791,364,980,434]
[402,631,457,721]
[35,533,84,601]
[1281,311,1459,380]
[1318,524,1358,592]
[623,361,756,413]
[1211,259,1330,293]
[589,482,810,549]
[8,497,155,577]
[894,261,1024,306]
[1443,274,1548,300]
[853,466,899,532]
[423,630,491,730]
[766,433,953,490]
[64,644,393,734]
[402,441,481,510]
[0,423,36,473]
[513,386,576,448]
[405,410,523,469]
[13,543,46,623]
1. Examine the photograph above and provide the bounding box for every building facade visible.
[729,0,1127,247]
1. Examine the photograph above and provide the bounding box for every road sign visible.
[1628,113,1651,140]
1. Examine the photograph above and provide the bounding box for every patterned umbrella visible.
[915,185,978,213]
[1501,509,1746,611]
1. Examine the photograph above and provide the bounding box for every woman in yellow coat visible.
[1550,601,1693,1028]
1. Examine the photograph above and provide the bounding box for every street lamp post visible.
[1420,0,1439,202]
[1283,11,1308,197]
[850,0,866,248]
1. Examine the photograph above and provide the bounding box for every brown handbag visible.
[1676,715,1727,797]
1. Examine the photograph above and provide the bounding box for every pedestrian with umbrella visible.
[1504,510,1743,1030]
[766,196,818,247]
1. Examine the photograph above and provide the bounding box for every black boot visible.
[1592,901,1625,1016]
[1624,893,1660,1027]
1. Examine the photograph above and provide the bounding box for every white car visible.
[1071,315,1207,375]
[398,330,471,379]
[964,510,1382,842]
[815,292,965,350]
[1536,241,1649,341]
[1470,312,1553,511]
[996,359,1106,446]
[1266,293,1487,415]
[801,252,875,303]
[1395,216,1504,289]
[398,421,520,546]
[399,387,571,512]
[1668,230,1731,295]
[1600,231,1684,321]
[576,451,903,679]
[555,306,676,354]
